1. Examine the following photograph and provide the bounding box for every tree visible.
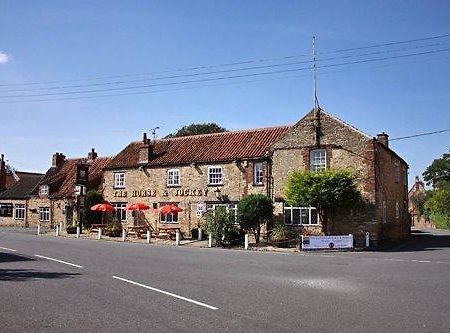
[165,123,227,138]
[238,194,274,244]
[203,207,239,247]
[83,190,104,228]
[284,169,362,234]
[423,150,450,188]
[423,188,450,229]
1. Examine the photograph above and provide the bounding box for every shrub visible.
[204,207,239,247]
[238,194,274,244]
[104,219,123,237]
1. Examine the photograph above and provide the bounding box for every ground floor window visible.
[15,204,25,220]
[0,203,13,217]
[159,202,179,223]
[39,207,50,222]
[112,203,127,222]
[284,206,318,225]
[206,203,238,223]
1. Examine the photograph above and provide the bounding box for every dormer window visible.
[114,172,125,189]
[39,185,49,196]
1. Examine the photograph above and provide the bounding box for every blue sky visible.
[1,0,450,185]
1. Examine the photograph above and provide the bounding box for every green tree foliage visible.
[204,207,239,247]
[84,190,104,228]
[238,194,274,244]
[165,123,227,138]
[423,150,450,188]
[284,169,362,234]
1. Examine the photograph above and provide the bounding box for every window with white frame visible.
[112,203,127,222]
[206,203,238,223]
[39,207,50,222]
[310,149,327,172]
[15,204,25,220]
[113,172,125,188]
[208,166,223,185]
[39,185,49,196]
[159,203,179,223]
[253,162,264,185]
[167,169,180,187]
[284,206,318,225]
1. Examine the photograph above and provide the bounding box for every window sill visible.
[207,183,224,187]
[166,185,181,188]
[252,183,264,187]
[113,186,126,189]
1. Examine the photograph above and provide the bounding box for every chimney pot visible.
[52,152,66,168]
[87,148,98,161]
[377,132,389,147]
[143,132,148,143]
[0,154,6,191]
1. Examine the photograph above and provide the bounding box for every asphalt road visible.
[1,228,449,333]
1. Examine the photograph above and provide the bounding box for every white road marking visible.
[384,258,405,262]
[320,254,335,258]
[411,260,431,263]
[0,246,17,252]
[34,254,83,268]
[112,275,218,310]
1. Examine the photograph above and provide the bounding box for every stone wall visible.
[0,199,28,227]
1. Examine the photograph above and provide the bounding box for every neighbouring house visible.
[0,154,44,227]
[102,108,410,245]
[408,176,434,229]
[25,149,113,229]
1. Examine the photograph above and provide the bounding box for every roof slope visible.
[0,172,44,199]
[35,157,113,198]
[106,126,292,169]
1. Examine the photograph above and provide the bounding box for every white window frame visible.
[310,149,327,172]
[15,204,25,220]
[253,162,264,185]
[39,185,49,196]
[112,203,127,222]
[208,166,223,185]
[159,203,179,224]
[113,172,125,189]
[39,207,50,222]
[167,169,180,187]
[283,206,319,225]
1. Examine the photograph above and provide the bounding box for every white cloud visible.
[0,51,9,64]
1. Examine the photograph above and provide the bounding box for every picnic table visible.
[89,224,107,233]
[126,225,150,238]
[158,226,183,240]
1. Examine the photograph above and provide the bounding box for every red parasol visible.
[90,202,114,212]
[160,204,183,214]
[126,202,150,211]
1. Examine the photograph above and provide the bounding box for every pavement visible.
[0,227,449,332]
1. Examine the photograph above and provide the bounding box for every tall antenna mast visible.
[151,126,160,141]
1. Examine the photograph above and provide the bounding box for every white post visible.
[55,225,59,236]
[98,228,102,240]
[198,228,202,241]
[365,232,370,248]
[208,234,212,248]
[37,224,41,236]
[122,228,126,242]
[300,235,304,251]
[76,226,80,238]
[176,231,180,246]
[59,222,63,233]
[244,233,249,250]
[349,234,353,249]
[147,230,151,244]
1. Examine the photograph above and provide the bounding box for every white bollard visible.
[208,234,212,248]
[98,228,102,240]
[37,224,41,236]
[198,228,203,241]
[55,225,59,236]
[59,222,63,233]
[365,232,370,248]
[175,231,180,246]
[76,226,80,238]
[147,230,151,244]
[300,235,304,251]
[122,228,126,242]
[244,233,249,250]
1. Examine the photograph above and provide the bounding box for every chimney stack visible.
[52,152,66,168]
[0,154,6,191]
[138,132,153,164]
[377,132,389,147]
[87,148,98,161]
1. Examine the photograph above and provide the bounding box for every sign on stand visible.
[302,235,353,250]
[196,202,206,218]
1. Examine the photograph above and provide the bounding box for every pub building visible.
[103,109,410,244]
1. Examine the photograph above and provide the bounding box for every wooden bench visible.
[157,226,183,240]
[89,224,107,233]
[126,225,150,238]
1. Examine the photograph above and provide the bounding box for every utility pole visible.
[313,36,321,146]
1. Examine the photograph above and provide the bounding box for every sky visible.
[1,0,450,186]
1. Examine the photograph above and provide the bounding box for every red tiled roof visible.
[106,126,292,169]
[36,157,113,198]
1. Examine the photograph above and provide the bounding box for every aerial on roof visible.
[35,156,113,198]
[0,172,44,200]
[106,125,292,169]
